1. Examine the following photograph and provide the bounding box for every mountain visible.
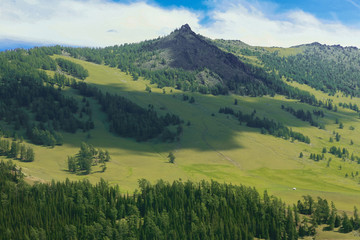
[214,38,360,96]
[145,24,253,87]
[1,24,360,239]
[63,24,320,101]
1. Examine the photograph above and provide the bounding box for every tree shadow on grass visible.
[58,80,335,154]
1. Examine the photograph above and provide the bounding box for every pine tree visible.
[20,145,26,161]
[101,162,107,172]
[168,152,175,164]
[9,141,19,159]
[104,150,111,162]
[353,207,360,230]
[335,133,341,142]
[340,212,353,233]
[67,156,77,172]
[25,147,35,162]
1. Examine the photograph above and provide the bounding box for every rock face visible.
[148,24,257,88]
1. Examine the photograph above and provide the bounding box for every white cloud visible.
[200,1,360,47]
[1,0,360,48]
[0,0,201,47]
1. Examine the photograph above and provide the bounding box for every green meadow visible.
[7,55,360,216]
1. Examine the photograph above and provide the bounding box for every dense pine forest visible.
[214,40,360,97]
[259,44,360,97]
[1,160,359,240]
[0,46,181,143]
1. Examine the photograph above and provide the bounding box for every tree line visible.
[339,102,359,112]
[0,47,93,147]
[59,42,326,105]
[6,44,330,113]
[281,105,325,129]
[306,145,360,168]
[55,58,89,80]
[0,160,297,239]
[257,44,360,97]
[75,82,182,142]
[0,138,34,162]
[297,195,360,234]
[0,45,182,145]
[1,160,359,239]
[219,107,311,144]
[328,146,360,164]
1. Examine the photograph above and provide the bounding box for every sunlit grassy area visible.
[8,55,360,219]
[263,46,305,57]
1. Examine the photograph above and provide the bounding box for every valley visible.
[5,54,360,213]
[1,25,360,239]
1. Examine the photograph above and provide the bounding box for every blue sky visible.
[1,0,360,51]
[117,0,360,25]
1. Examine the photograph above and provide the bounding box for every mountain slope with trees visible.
[214,40,360,97]
[1,25,360,239]
[60,25,318,104]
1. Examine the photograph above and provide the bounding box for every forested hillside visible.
[214,40,360,97]
[60,25,319,105]
[0,47,182,145]
[260,43,360,96]
[1,25,360,239]
[2,160,359,240]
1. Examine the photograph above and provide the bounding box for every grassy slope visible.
[262,46,305,57]
[6,55,360,218]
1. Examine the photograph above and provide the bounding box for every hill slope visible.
[1,25,360,223]
[63,25,320,101]
[0,53,358,213]
[214,39,360,96]
[147,24,254,87]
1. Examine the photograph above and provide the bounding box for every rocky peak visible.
[179,24,192,32]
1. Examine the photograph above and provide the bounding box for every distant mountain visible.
[214,39,360,96]
[0,39,43,52]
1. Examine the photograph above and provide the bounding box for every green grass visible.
[9,55,360,220]
[263,46,305,57]
[303,226,360,240]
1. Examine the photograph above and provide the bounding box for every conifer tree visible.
[20,145,26,161]
[341,212,353,233]
[168,152,175,163]
[25,148,35,162]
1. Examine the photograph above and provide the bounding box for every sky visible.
[1,0,360,51]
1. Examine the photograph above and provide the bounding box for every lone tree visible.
[168,152,175,164]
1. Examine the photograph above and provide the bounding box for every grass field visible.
[7,55,360,222]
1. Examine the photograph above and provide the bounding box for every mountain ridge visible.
[2,25,360,239]
[149,24,256,87]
